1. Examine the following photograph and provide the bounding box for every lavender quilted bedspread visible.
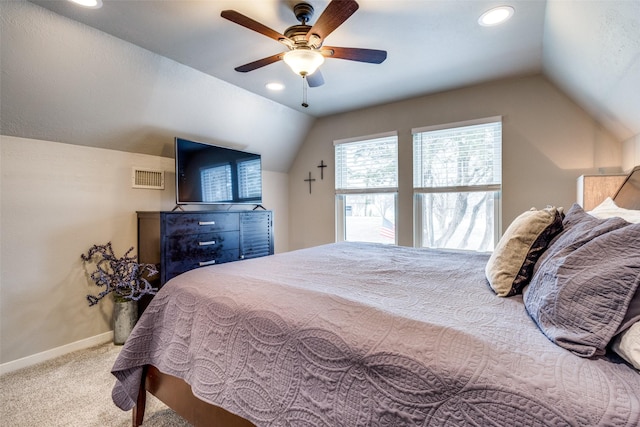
[112,242,640,426]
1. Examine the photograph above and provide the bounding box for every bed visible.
[112,166,640,427]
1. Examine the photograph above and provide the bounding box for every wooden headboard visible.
[613,165,640,210]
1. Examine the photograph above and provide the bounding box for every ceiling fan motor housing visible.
[294,3,314,24]
[288,3,321,48]
[284,25,314,47]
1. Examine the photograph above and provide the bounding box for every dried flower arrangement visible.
[81,242,158,306]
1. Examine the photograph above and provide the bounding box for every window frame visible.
[412,116,502,251]
[334,131,399,244]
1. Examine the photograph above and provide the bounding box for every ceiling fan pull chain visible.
[302,75,309,108]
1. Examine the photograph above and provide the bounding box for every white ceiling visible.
[542,0,640,141]
[24,0,639,142]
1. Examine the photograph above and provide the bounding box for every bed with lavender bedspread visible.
[111,242,640,426]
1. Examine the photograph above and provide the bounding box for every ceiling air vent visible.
[132,167,164,190]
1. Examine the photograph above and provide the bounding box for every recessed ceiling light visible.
[67,0,103,9]
[265,82,285,91]
[478,6,514,26]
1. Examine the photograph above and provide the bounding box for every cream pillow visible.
[588,197,640,223]
[486,206,563,297]
[611,322,640,370]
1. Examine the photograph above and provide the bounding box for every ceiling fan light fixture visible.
[283,49,325,77]
[478,6,514,26]
[67,0,103,9]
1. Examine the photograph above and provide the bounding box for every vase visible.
[113,299,138,345]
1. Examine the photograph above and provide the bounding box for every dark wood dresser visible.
[137,210,273,287]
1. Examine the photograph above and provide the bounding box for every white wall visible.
[288,75,623,250]
[0,135,288,365]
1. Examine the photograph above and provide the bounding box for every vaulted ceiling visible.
[2,0,639,171]
[25,0,639,140]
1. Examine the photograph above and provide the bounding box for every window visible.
[413,117,502,251]
[335,132,398,244]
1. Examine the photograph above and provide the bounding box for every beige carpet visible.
[0,342,192,427]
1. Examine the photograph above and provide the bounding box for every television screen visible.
[175,138,262,205]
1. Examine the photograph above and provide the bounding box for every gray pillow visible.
[616,287,640,335]
[524,204,640,357]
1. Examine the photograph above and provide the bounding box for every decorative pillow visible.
[611,322,640,370]
[588,197,640,223]
[485,206,563,297]
[524,204,640,357]
[617,287,640,335]
[587,198,640,336]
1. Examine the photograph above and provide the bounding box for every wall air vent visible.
[132,168,164,190]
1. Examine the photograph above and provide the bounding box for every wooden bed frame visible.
[131,165,640,427]
[133,365,255,427]
[613,165,640,209]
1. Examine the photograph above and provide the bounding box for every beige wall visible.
[622,134,640,172]
[288,75,623,250]
[0,135,288,365]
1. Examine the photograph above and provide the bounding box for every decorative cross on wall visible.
[304,172,316,194]
[317,160,327,180]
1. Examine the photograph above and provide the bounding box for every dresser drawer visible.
[165,249,240,281]
[166,231,240,262]
[138,210,273,288]
[164,213,239,235]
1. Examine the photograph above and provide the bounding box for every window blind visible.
[335,134,398,191]
[413,121,501,190]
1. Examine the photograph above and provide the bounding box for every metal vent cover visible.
[132,167,164,190]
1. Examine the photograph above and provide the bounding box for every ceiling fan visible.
[221,0,387,89]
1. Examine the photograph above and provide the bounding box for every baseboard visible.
[0,331,114,375]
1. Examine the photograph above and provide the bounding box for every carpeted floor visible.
[0,342,192,426]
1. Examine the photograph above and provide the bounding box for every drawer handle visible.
[199,221,216,226]
[198,240,216,246]
[198,260,216,267]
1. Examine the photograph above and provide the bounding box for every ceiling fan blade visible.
[221,10,293,46]
[234,53,285,73]
[306,70,325,87]
[306,0,359,44]
[321,46,387,64]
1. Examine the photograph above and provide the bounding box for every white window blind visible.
[335,134,398,192]
[413,120,501,191]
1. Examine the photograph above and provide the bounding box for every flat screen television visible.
[175,137,262,205]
